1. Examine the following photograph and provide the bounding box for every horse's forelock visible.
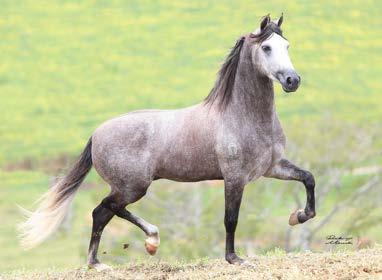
[250,22,283,43]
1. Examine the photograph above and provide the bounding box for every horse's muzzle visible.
[276,70,301,92]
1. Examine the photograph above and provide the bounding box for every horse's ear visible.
[277,13,284,27]
[260,14,271,31]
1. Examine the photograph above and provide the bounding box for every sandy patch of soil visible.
[4,249,382,280]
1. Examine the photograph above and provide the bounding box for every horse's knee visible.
[303,171,315,189]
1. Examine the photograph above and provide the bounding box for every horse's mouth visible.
[276,71,301,92]
[282,85,298,93]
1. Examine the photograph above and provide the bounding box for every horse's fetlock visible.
[306,210,316,219]
[147,225,159,236]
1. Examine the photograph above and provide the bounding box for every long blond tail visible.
[18,138,93,249]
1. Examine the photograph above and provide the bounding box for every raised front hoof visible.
[226,253,244,265]
[145,235,160,256]
[88,262,113,272]
[288,209,315,226]
[289,209,304,226]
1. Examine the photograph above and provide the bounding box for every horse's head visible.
[249,14,300,92]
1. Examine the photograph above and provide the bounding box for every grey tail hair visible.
[18,138,93,249]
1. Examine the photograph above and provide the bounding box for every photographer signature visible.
[325,235,353,245]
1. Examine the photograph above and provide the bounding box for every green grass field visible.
[0,0,381,273]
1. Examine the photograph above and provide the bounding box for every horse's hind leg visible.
[264,158,316,225]
[87,183,159,269]
[87,202,114,271]
[87,191,130,270]
[105,184,160,255]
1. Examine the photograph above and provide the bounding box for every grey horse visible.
[19,14,316,270]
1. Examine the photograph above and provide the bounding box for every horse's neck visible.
[227,47,275,125]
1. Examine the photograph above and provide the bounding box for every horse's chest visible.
[217,128,274,180]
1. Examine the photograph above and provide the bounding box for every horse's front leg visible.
[265,159,316,225]
[224,179,245,264]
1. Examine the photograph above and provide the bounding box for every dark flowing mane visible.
[204,21,283,110]
[204,36,245,109]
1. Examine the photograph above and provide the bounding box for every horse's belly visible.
[155,150,222,182]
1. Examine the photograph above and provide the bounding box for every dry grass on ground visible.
[3,249,382,280]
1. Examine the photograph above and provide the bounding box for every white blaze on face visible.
[252,33,294,80]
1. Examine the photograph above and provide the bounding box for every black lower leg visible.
[224,181,244,264]
[297,171,316,223]
[265,159,317,225]
[87,203,114,265]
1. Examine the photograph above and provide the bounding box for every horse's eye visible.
[262,45,271,52]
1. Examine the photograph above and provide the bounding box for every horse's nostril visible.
[286,77,292,85]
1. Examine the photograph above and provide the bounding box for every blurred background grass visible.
[0,0,381,272]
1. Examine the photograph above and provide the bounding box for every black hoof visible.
[226,253,244,264]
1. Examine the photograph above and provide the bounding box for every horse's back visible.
[91,105,222,185]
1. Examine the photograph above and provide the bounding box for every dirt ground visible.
[4,249,382,280]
